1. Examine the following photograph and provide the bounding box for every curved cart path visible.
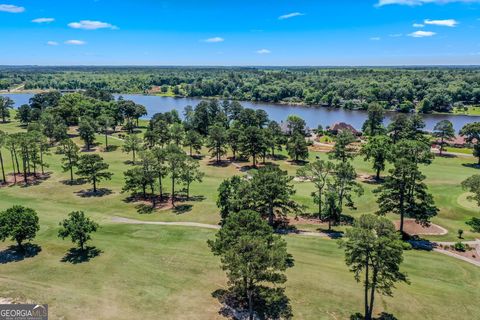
[111,216,327,237]
[112,217,479,267]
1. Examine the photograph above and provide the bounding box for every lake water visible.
[1,93,478,132]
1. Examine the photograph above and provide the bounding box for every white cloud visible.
[278,12,305,20]
[413,23,425,27]
[370,37,381,41]
[47,41,59,46]
[377,0,480,6]
[32,17,54,23]
[257,49,271,54]
[0,4,25,13]
[68,20,117,30]
[424,19,458,27]
[203,37,224,43]
[408,30,436,37]
[65,40,86,45]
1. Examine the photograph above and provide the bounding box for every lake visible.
[1,93,478,132]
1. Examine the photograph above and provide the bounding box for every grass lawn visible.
[452,106,480,116]
[0,117,479,319]
[444,146,474,155]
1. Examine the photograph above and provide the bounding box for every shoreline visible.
[2,89,480,118]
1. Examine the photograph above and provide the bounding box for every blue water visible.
[2,93,478,132]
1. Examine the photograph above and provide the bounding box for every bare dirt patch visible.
[310,145,333,152]
[437,244,480,263]
[394,219,448,235]
[288,216,324,226]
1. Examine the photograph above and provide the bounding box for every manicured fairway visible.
[0,118,479,319]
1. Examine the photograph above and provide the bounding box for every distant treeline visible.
[1,66,480,113]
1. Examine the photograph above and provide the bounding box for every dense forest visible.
[1,66,480,113]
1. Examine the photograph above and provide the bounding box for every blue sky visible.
[0,0,479,65]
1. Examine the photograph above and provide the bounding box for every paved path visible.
[112,217,478,266]
[112,216,220,230]
[433,248,480,267]
[112,216,328,237]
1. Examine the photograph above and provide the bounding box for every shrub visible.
[454,242,466,252]
[466,217,480,233]
[401,242,413,250]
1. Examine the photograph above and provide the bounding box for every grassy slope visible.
[0,118,479,319]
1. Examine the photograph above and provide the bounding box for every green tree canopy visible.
[58,211,99,250]
[433,120,455,156]
[361,135,392,180]
[76,154,113,193]
[339,214,408,320]
[460,122,480,164]
[0,205,40,249]
[208,210,294,320]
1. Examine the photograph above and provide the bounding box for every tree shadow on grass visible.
[437,153,457,159]
[103,145,119,152]
[123,160,137,165]
[17,173,51,188]
[287,160,309,166]
[212,286,292,320]
[350,312,398,320]
[317,228,344,239]
[207,160,231,167]
[136,203,155,214]
[406,235,437,251]
[270,154,288,161]
[61,246,102,264]
[176,193,206,203]
[462,163,480,169]
[75,188,113,198]
[173,204,193,214]
[0,244,41,264]
[60,178,86,186]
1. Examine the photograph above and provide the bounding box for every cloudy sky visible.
[0,0,479,65]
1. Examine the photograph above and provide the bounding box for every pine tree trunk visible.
[268,203,274,226]
[22,157,27,184]
[368,270,378,320]
[158,175,163,201]
[40,150,45,175]
[70,161,74,182]
[13,148,20,174]
[440,136,444,156]
[0,150,5,183]
[247,289,254,320]
[10,150,16,183]
[364,257,370,320]
[171,176,175,206]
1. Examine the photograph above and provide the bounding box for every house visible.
[279,121,311,135]
[328,122,360,136]
[437,135,471,148]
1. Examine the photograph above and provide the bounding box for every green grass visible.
[0,118,480,319]
[452,106,480,116]
[444,146,474,155]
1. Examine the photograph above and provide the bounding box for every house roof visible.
[329,122,359,135]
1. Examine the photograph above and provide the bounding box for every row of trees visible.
[4,66,480,113]
[209,209,408,320]
[0,129,49,184]
[122,142,203,207]
[0,205,98,252]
